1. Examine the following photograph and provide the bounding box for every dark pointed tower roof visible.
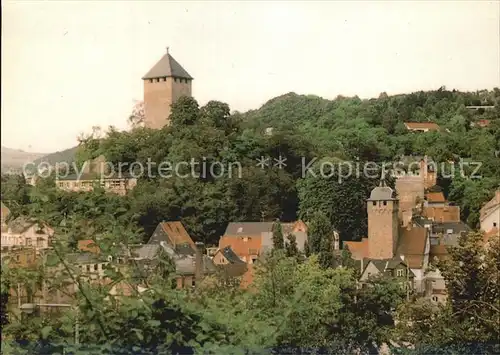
[142,48,193,80]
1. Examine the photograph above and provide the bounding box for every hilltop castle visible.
[142,48,193,129]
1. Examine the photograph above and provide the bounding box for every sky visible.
[2,1,499,153]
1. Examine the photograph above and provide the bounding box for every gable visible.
[147,222,196,255]
[360,262,382,281]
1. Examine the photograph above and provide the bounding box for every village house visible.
[358,258,415,292]
[146,221,197,255]
[1,216,53,251]
[413,216,470,246]
[55,155,137,195]
[130,221,216,289]
[403,122,440,132]
[211,246,248,285]
[218,220,308,264]
[424,191,446,207]
[480,190,500,236]
[344,181,431,294]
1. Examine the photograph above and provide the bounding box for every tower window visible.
[174,78,178,82]
[162,77,166,81]
[383,201,387,206]
[149,79,153,83]
[372,201,376,206]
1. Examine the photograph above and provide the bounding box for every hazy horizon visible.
[2,1,499,153]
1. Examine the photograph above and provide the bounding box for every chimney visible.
[194,242,204,284]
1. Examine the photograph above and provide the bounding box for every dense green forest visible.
[1,88,499,354]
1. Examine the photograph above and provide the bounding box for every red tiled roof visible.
[429,244,450,262]
[219,235,262,259]
[425,192,445,203]
[404,122,440,131]
[77,240,100,253]
[423,206,460,223]
[397,226,428,269]
[160,222,196,249]
[344,238,369,260]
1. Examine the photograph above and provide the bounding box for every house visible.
[67,252,110,280]
[131,240,216,289]
[424,192,446,207]
[480,190,500,234]
[424,268,447,304]
[212,246,248,285]
[1,217,53,251]
[1,247,38,268]
[212,245,245,265]
[413,216,470,246]
[404,122,440,132]
[359,257,415,291]
[344,181,431,293]
[147,221,197,255]
[218,220,308,264]
[422,205,461,223]
[55,155,137,195]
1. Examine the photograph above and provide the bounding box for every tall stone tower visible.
[367,181,399,259]
[142,48,193,129]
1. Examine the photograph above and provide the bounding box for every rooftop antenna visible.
[166,46,170,54]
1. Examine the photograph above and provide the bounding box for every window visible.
[494,222,497,227]
[94,264,98,271]
[237,227,243,233]
[432,296,438,302]
[149,79,153,83]
[397,269,404,277]
[192,279,196,287]
[372,201,376,206]
[26,238,32,246]
[383,201,387,206]
[243,237,248,242]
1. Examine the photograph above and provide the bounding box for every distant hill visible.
[1,146,46,172]
[32,146,79,167]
